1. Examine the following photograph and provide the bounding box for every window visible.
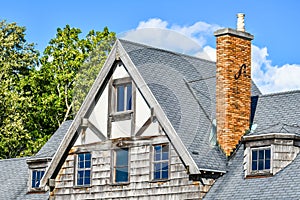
[76,153,91,186]
[31,170,45,188]
[153,144,169,180]
[113,148,129,183]
[116,83,132,112]
[251,147,271,172]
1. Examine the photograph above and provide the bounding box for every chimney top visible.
[237,13,245,32]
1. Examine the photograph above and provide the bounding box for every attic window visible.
[31,170,45,188]
[251,147,271,173]
[116,83,132,112]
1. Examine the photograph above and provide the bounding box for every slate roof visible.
[119,39,261,172]
[204,145,300,199]
[204,90,300,199]
[250,90,300,135]
[0,120,72,200]
[0,157,49,200]
[33,120,73,159]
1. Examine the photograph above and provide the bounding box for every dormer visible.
[26,157,51,192]
[243,132,300,177]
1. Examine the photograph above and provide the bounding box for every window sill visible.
[73,185,91,189]
[110,111,133,122]
[149,178,170,183]
[110,182,130,186]
[246,171,272,179]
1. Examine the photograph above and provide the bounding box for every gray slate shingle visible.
[120,39,261,171]
[0,120,72,200]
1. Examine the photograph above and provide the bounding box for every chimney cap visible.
[237,13,245,32]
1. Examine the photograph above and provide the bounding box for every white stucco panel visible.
[74,127,101,146]
[89,84,108,137]
[111,120,131,138]
[135,88,151,132]
[112,63,129,79]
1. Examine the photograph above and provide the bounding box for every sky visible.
[1,0,300,94]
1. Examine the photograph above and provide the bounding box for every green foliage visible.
[0,20,116,158]
[0,20,39,158]
[27,25,116,156]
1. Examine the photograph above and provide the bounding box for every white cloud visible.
[119,18,300,94]
[137,18,168,29]
[251,45,300,93]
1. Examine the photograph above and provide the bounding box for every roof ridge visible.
[257,89,300,98]
[0,156,29,162]
[118,38,216,65]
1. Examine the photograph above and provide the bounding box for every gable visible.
[41,39,202,187]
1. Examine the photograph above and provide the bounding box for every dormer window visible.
[31,170,45,188]
[251,147,271,173]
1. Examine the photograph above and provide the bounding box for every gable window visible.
[116,83,132,112]
[76,152,91,186]
[113,148,129,183]
[251,147,271,173]
[31,170,45,188]
[153,144,169,180]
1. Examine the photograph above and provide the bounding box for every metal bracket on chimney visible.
[234,64,250,80]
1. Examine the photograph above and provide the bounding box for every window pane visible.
[162,170,168,179]
[154,163,161,171]
[162,162,168,171]
[155,153,161,161]
[258,160,264,170]
[252,160,257,170]
[116,149,128,166]
[154,145,162,153]
[116,167,128,182]
[265,159,270,169]
[85,160,91,168]
[32,171,36,180]
[85,153,91,161]
[265,149,271,160]
[117,85,125,112]
[78,154,84,162]
[252,150,257,161]
[77,170,84,185]
[154,171,160,179]
[84,170,91,185]
[126,84,132,110]
[259,149,265,160]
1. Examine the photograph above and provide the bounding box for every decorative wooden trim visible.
[110,111,133,122]
[86,119,107,141]
[117,41,200,174]
[113,77,132,85]
[135,116,152,137]
[40,42,118,187]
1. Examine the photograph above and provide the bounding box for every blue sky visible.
[1,0,300,93]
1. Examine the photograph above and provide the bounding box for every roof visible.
[120,39,261,171]
[250,90,300,136]
[205,90,300,199]
[204,145,300,199]
[0,157,49,200]
[32,120,73,159]
[0,120,72,200]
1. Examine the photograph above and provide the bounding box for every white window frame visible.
[152,143,170,181]
[112,148,130,184]
[75,152,92,187]
[30,169,45,189]
[250,146,271,174]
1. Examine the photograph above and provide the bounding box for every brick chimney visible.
[214,13,254,156]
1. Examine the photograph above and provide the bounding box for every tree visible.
[27,25,116,155]
[0,20,39,158]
